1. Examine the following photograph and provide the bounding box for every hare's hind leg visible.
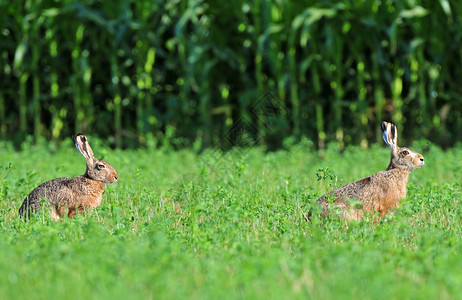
[49,207,61,221]
[67,208,77,219]
[67,205,88,219]
[50,202,68,221]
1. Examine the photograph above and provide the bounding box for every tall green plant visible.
[1,0,462,148]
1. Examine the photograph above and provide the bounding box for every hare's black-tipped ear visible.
[381,121,398,148]
[73,133,95,164]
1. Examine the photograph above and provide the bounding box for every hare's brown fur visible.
[19,134,118,221]
[318,168,410,221]
[315,121,424,221]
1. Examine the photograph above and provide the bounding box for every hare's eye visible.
[403,150,409,155]
[97,164,106,170]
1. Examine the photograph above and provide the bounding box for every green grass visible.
[1,139,462,299]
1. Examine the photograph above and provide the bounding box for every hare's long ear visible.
[73,133,95,165]
[381,121,398,149]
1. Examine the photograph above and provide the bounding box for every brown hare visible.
[315,121,424,221]
[19,134,118,221]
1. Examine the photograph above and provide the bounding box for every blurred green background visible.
[1,0,461,149]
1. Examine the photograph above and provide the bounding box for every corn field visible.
[1,0,461,149]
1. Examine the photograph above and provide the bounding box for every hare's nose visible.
[113,175,118,182]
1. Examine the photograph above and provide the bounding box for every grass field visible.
[1,139,461,299]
